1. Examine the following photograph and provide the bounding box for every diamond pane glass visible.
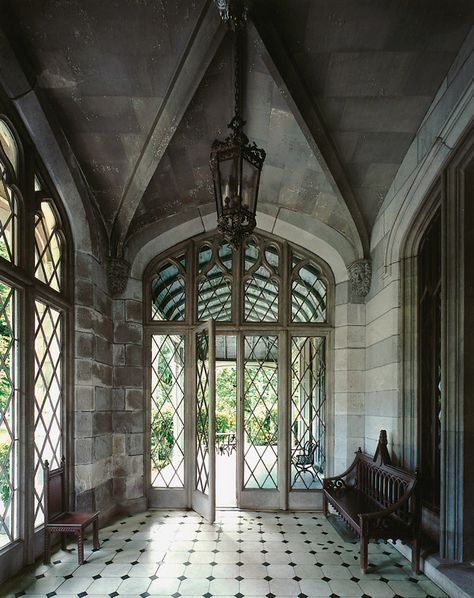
[196,331,210,494]
[197,241,232,321]
[151,256,186,321]
[34,202,62,291]
[0,121,18,175]
[244,239,279,322]
[292,259,327,322]
[0,280,19,548]
[151,335,185,487]
[290,337,326,490]
[0,158,18,264]
[34,302,63,528]
[243,335,278,489]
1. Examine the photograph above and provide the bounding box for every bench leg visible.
[76,530,85,565]
[360,534,368,574]
[412,537,421,574]
[44,529,51,564]
[93,518,100,551]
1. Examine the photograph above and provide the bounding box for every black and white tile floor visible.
[1,510,446,598]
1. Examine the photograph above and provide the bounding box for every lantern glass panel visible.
[218,156,239,210]
[241,156,259,214]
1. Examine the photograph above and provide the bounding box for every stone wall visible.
[74,251,115,517]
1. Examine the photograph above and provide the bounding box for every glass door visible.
[192,321,216,522]
[239,334,281,509]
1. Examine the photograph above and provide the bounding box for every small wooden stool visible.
[44,457,100,565]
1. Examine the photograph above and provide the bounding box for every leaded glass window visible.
[0,121,19,264]
[291,256,327,322]
[290,336,326,490]
[197,240,232,321]
[34,202,63,291]
[0,281,19,548]
[151,255,186,321]
[243,335,279,489]
[243,237,279,322]
[33,302,63,528]
[151,335,185,487]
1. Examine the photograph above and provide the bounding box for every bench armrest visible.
[323,452,360,488]
[359,482,419,527]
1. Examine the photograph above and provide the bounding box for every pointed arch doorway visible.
[145,232,332,519]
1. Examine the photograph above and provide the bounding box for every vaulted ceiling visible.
[2,0,473,259]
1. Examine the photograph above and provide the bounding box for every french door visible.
[192,321,216,522]
[148,329,326,513]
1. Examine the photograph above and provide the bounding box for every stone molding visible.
[348,259,372,297]
[107,257,130,297]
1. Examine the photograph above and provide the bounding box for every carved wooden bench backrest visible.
[356,454,417,525]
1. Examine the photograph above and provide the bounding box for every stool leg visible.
[93,519,100,550]
[77,530,84,565]
[360,534,368,574]
[44,529,51,564]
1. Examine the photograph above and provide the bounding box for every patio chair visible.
[43,457,100,565]
[292,440,319,485]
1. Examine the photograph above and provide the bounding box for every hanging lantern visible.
[210,0,266,250]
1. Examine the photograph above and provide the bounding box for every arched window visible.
[145,232,331,511]
[0,115,71,552]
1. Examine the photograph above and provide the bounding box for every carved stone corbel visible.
[107,257,130,297]
[348,259,372,297]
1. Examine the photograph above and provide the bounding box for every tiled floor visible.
[2,510,446,598]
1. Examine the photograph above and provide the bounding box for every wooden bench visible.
[323,431,421,574]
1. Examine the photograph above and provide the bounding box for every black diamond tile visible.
[298,594,308,598]
[380,577,389,583]
[362,594,372,598]
[262,561,270,566]
[183,560,191,566]
[131,560,139,565]
[341,562,350,567]
[109,593,119,598]
[149,575,158,581]
[207,575,215,581]
[139,548,146,553]
[409,577,419,583]
[235,575,243,581]
[264,575,272,581]
[35,573,45,580]
[92,574,102,580]
[322,576,331,582]
[235,593,244,598]
[105,560,113,565]
[125,538,131,542]
[78,593,87,598]
[212,549,219,553]
[334,550,341,555]
[203,593,212,598]
[178,575,186,581]
[63,574,73,580]
[116,548,123,553]
[285,549,292,554]
[210,561,217,566]
[330,594,339,598]
[121,574,130,580]
[288,561,297,566]
[394,562,404,568]
[293,575,302,581]
[266,593,276,598]
[236,561,243,566]
[46,593,56,598]
[261,549,268,554]
[171,593,181,598]
[350,576,360,582]
[315,562,324,567]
